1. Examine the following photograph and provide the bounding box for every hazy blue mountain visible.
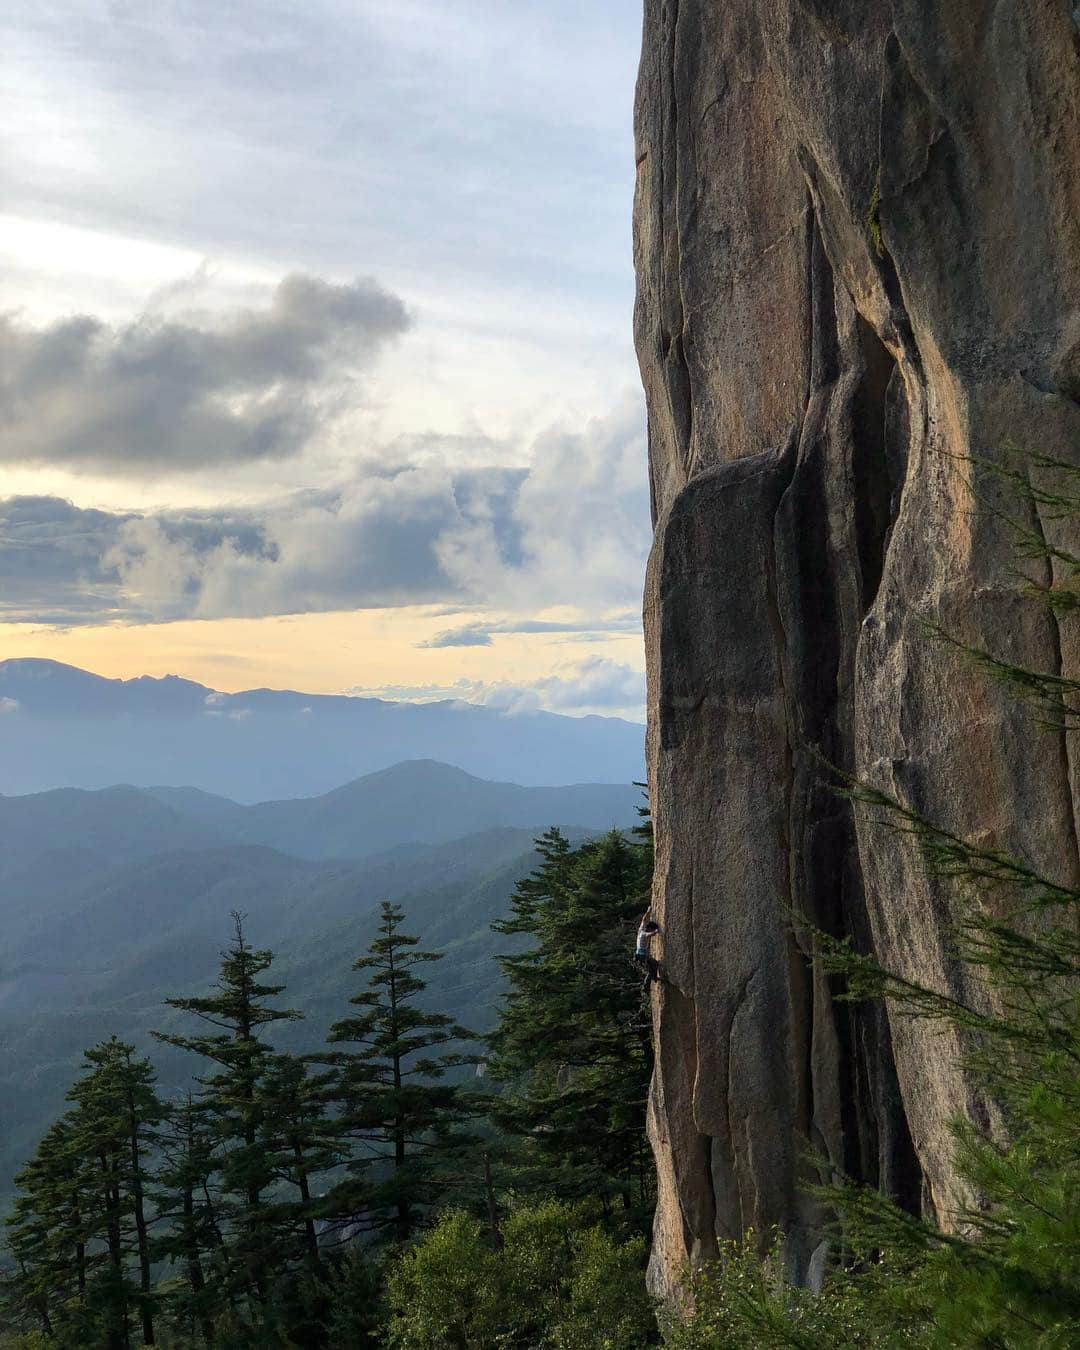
[161,759,642,859]
[0,659,644,799]
[0,785,227,915]
[0,757,644,1205]
[1,761,640,874]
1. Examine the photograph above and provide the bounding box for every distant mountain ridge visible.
[0,659,644,799]
[0,759,641,870]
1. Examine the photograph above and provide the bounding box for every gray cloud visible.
[419,625,493,648]
[0,396,648,627]
[0,274,408,472]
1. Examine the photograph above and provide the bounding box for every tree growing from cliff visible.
[487,826,655,1219]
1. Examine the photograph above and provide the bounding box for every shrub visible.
[385,1200,657,1348]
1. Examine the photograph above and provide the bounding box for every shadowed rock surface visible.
[634,0,1080,1294]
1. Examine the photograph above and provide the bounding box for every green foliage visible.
[385,1200,657,1349]
[319,1247,385,1349]
[2,829,658,1345]
[155,911,308,1325]
[2,1039,166,1348]
[487,827,654,1216]
[667,1231,927,1350]
[322,900,481,1244]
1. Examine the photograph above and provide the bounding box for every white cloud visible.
[0,697,20,714]
[345,656,645,722]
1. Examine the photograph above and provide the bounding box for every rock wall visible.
[634,0,1080,1294]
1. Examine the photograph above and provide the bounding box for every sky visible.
[0,0,649,721]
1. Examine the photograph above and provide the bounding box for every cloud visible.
[419,624,493,647]
[0,395,649,627]
[345,656,645,721]
[433,394,649,615]
[418,613,641,648]
[0,697,20,714]
[0,274,408,473]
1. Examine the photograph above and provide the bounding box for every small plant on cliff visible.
[811,777,1080,1348]
[865,178,885,259]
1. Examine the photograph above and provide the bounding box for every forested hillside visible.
[1,824,657,1347]
[0,763,641,1213]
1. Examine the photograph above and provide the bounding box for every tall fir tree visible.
[324,901,479,1244]
[67,1037,165,1348]
[257,1054,341,1274]
[155,911,300,1314]
[4,1114,87,1340]
[487,826,655,1216]
[153,1093,224,1346]
[4,1040,166,1348]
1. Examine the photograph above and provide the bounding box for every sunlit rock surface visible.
[634,0,1080,1294]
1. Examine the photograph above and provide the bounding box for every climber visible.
[634,909,662,991]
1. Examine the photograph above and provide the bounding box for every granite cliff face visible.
[634,0,1080,1294]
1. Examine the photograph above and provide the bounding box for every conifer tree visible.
[4,1040,166,1347]
[324,901,479,1244]
[153,1093,224,1346]
[156,911,300,1310]
[67,1037,165,1347]
[488,827,654,1214]
[4,1114,87,1340]
[258,1053,341,1271]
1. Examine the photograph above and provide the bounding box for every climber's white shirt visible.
[635,924,655,957]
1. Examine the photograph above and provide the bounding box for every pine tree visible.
[258,1053,341,1271]
[324,901,479,1244]
[155,911,300,1311]
[3,1040,167,1347]
[153,1093,224,1345]
[487,827,655,1215]
[67,1037,165,1347]
[4,1114,88,1340]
